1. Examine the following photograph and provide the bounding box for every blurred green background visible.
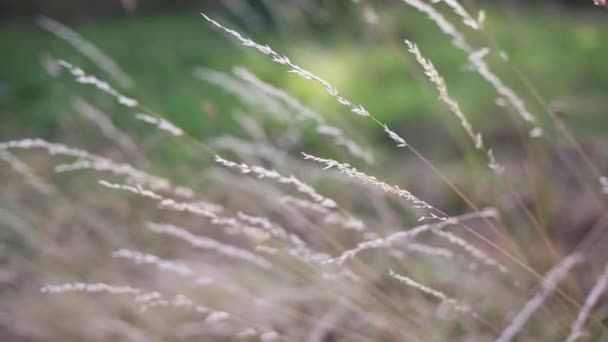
[1,0,607,192]
[1,2,608,340]
[2,0,606,143]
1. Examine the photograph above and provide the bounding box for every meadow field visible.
[1,1,608,341]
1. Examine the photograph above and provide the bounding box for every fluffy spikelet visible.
[41,282,141,295]
[405,40,503,173]
[146,222,273,270]
[215,155,337,208]
[63,160,195,198]
[431,226,507,274]
[200,13,370,117]
[201,13,411,149]
[301,152,433,210]
[0,138,194,198]
[389,270,473,313]
[280,196,366,233]
[402,0,542,136]
[322,209,497,265]
[137,293,210,315]
[0,138,93,159]
[404,242,454,259]
[433,0,484,30]
[134,113,183,136]
[236,211,310,245]
[383,125,408,147]
[112,249,194,277]
[57,59,137,107]
[58,60,182,136]
[99,180,270,242]
[402,0,469,50]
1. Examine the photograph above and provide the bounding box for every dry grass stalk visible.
[301,152,433,211]
[402,0,542,136]
[405,40,503,173]
[72,97,143,161]
[0,139,194,198]
[57,59,138,107]
[200,13,371,117]
[59,60,182,136]
[37,15,133,88]
[111,249,194,277]
[566,263,608,342]
[215,154,337,208]
[435,0,485,30]
[233,67,373,163]
[389,269,473,314]
[0,150,54,195]
[322,209,498,265]
[496,253,584,342]
[147,222,273,270]
[201,13,413,149]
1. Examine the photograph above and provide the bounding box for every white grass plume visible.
[0,138,194,198]
[433,0,485,30]
[99,180,269,242]
[405,40,503,173]
[133,113,184,137]
[301,152,432,210]
[389,269,473,314]
[137,293,210,315]
[401,0,542,136]
[431,226,507,274]
[42,282,210,315]
[200,13,370,117]
[37,15,133,88]
[41,282,142,295]
[215,154,337,208]
[58,60,182,136]
[57,59,137,107]
[322,208,498,266]
[112,249,194,277]
[402,0,470,50]
[147,222,273,270]
[201,13,411,149]
[404,242,454,259]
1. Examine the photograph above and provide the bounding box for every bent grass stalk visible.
[401,0,542,137]
[388,269,473,314]
[199,14,575,298]
[19,6,607,340]
[566,263,608,342]
[0,138,195,198]
[37,15,133,88]
[233,67,373,163]
[41,282,278,338]
[405,39,503,173]
[496,253,584,342]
